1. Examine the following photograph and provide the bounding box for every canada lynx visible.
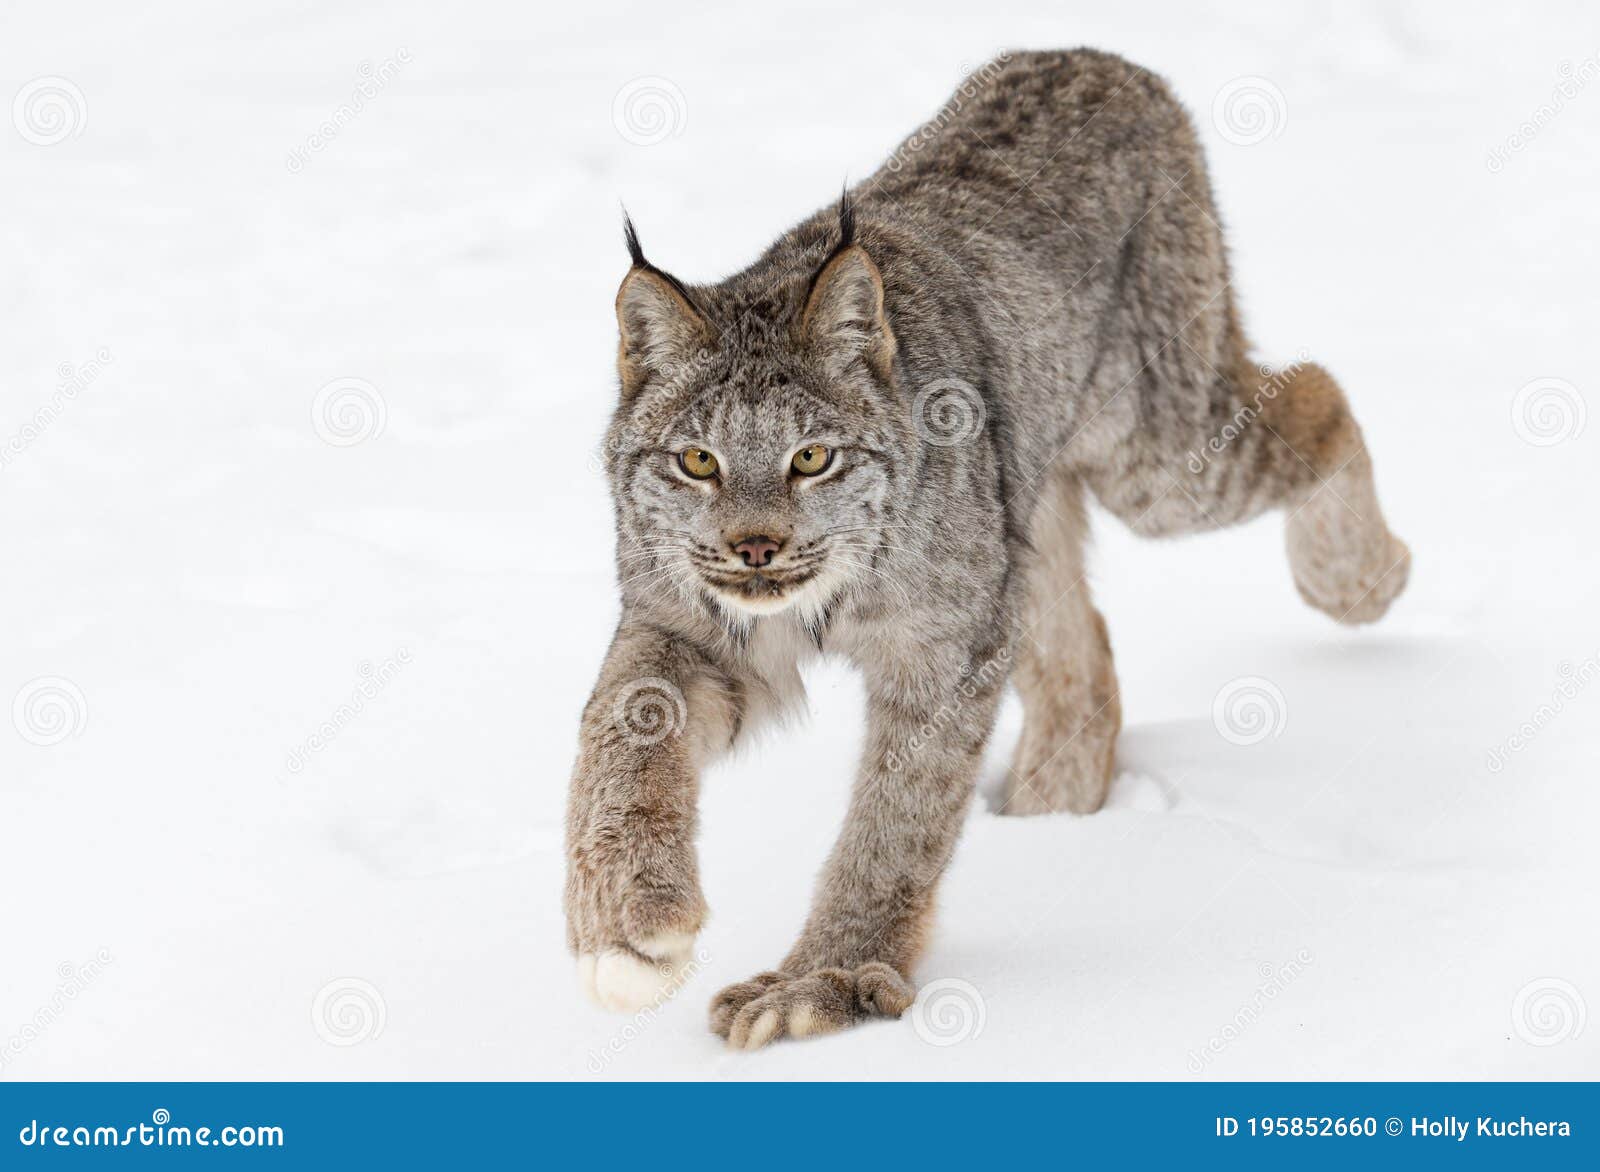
[566,49,1409,1048]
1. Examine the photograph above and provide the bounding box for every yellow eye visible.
[679,448,719,480]
[791,444,832,476]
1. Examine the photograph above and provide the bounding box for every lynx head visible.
[604,198,911,628]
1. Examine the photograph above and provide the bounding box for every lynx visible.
[565,49,1409,1049]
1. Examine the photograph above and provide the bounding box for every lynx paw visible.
[568,874,706,1013]
[1287,473,1411,626]
[578,935,698,1014]
[1003,698,1119,816]
[709,962,915,1050]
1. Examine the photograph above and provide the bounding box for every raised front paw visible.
[709,962,915,1050]
[566,856,707,1015]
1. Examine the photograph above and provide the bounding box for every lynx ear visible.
[800,245,895,379]
[616,266,711,394]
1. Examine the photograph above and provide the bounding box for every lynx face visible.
[606,229,908,624]
[633,383,894,620]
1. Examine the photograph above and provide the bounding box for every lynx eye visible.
[679,448,719,480]
[791,444,833,477]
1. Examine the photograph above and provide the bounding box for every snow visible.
[2,0,1596,1080]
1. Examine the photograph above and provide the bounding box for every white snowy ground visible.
[2,0,1596,1080]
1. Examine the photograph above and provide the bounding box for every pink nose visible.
[731,535,782,568]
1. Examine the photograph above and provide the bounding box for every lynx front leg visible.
[1002,470,1121,816]
[710,646,1007,1049]
[565,620,736,1012]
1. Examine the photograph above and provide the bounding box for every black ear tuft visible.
[622,210,646,268]
[837,186,855,249]
[804,186,860,305]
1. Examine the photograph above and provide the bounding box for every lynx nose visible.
[731,535,782,568]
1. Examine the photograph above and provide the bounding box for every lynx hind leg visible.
[1274,364,1410,624]
[1090,359,1409,626]
[1002,472,1122,817]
